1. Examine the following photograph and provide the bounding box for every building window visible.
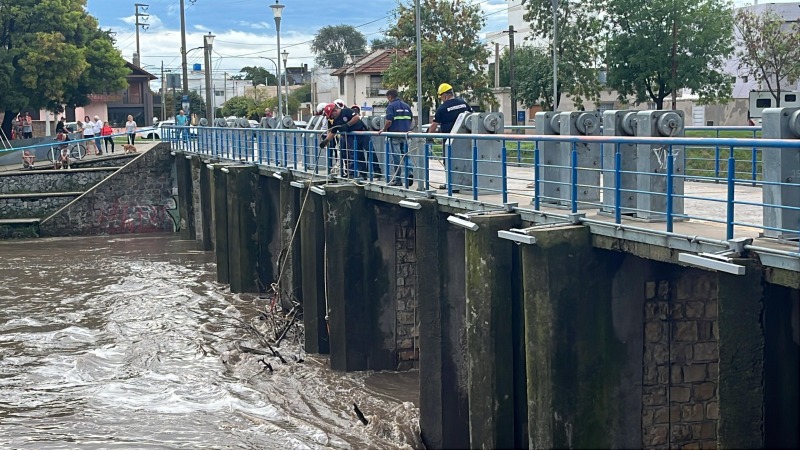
[756,98,771,108]
[367,75,384,97]
[598,102,615,114]
[214,90,224,97]
[339,76,345,95]
[785,94,797,103]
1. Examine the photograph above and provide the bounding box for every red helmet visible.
[322,103,337,118]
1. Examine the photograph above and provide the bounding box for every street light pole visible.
[270,1,285,119]
[134,3,149,65]
[204,33,215,125]
[552,0,558,111]
[180,0,189,94]
[415,0,423,127]
[282,50,289,117]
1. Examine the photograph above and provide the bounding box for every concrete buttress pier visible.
[299,183,329,354]
[416,200,470,449]
[197,157,214,251]
[225,166,259,294]
[323,184,399,372]
[211,165,229,285]
[522,225,631,449]
[465,213,525,450]
[175,153,196,240]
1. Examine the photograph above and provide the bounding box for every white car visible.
[136,120,198,140]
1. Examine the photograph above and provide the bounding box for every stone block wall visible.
[643,272,719,449]
[0,194,78,219]
[38,144,177,236]
[396,215,418,370]
[0,169,113,195]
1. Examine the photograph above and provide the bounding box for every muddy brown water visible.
[0,234,421,449]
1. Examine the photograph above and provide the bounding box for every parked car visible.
[136,120,198,140]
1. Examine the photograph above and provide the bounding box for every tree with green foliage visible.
[735,8,800,107]
[290,84,312,104]
[165,90,206,120]
[310,25,367,69]
[498,46,555,110]
[220,96,258,119]
[240,66,278,87]
[521,0,605,110]
[383,0,494,115]
[370,36,398,51]
[605,0,734,109]
[0,0,129,136]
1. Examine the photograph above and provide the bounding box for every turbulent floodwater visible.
[0,234,421,449]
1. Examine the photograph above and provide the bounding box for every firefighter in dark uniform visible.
[378,89,414,186]
[320,103,381,179]
[427,83,472,191]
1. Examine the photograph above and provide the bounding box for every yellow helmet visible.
[437,83,453,95]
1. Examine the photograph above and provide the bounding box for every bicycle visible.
[48,140,87,165]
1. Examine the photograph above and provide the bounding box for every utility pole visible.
[509,26,517,127]
[552,0,559,111]
[670,18,678,110]
[415,0,423,127]
[494,42,500,89]
[134,3,149,65]
[180,0,189,94]
[161,61,166,122]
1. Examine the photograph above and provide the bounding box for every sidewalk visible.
[0,141,159,174]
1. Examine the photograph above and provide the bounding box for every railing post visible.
[446,140,453,196]
[615,143,622,224]
[501,141,508,204]
[666,144,674,233]
[533,140,540,210]
[283,132,288,167]
[571,141,578,213]
[403,143,410,188]
[384,137,390,185]
[293,132,298,169]
[727,146,736,240]
[714,129,721,182]
[516,140,521,164]
[751,129,758,186]
[472,138,479,200]
[424,140,430,191]
[368,139,374,181]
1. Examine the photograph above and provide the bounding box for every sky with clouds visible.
[85,0,511,86]
[85,0,795,87]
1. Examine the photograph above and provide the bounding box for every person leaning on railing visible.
[378,89,414,186]
[427,82,471,192]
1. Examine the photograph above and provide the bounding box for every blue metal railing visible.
[165,125,799,254]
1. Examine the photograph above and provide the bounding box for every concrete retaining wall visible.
[178,152,799,450]
[39,144,177,236]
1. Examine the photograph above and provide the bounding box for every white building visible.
[727,1,800,99]
[331,49,406,114]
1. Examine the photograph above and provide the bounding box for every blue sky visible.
[86,0,511,83]
[85,0,795,86]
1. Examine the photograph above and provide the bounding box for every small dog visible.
[123,144,137,154]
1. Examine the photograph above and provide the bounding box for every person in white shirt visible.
[92,116,104,155]
[125,115,137,144]
[82,115,97,155]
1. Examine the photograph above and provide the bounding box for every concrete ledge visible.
[0,192,83,199]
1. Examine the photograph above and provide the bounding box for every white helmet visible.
[334,98,346,109]
[316,102,327,114]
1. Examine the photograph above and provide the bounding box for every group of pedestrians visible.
[9,112,33,140]
[316,81,470,188]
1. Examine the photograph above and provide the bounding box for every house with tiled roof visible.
[330,49,407,114]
